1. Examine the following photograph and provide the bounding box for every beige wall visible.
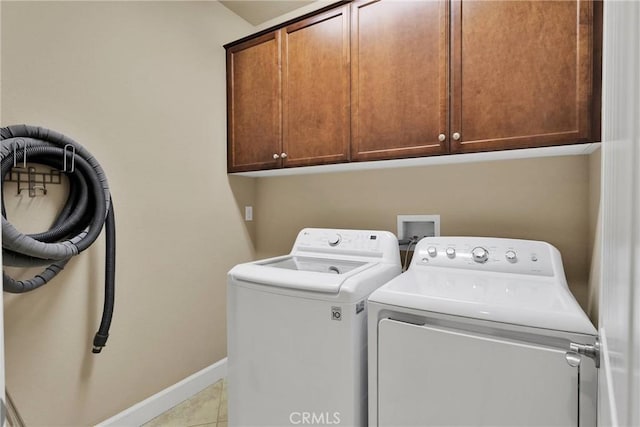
[255,156,593,308]
[1,2,255,425]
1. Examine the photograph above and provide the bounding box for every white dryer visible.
[368,236,598,427]
[228,228,401,427]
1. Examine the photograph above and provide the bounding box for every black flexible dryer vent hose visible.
[0,125,115,354]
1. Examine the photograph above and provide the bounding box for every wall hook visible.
[63,144,76,173]
[13,139,26,169]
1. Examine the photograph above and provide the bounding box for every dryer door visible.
[377,319,579,426]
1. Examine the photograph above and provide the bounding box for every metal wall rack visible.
[5,167,62,197]
[3,141,74,197]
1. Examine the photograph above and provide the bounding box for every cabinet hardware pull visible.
[452,132,461,141]
[273,153,280,159]
[281,153,288,159]
[438,134,446,142]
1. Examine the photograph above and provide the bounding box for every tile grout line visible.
[215,379,226,425]
[215,380,222,422]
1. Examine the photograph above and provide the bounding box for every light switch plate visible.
[245,206,253,221]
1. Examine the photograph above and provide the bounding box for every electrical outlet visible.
[245,206,253,221]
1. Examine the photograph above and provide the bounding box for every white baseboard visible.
[97,357,227,427]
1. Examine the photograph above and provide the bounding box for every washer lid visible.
[369,268,596,335]
[263,256,366,274]
[229,256,375,293]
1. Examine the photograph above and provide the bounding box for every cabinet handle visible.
[438,134,446,142]
[273,153,280,159]
[452,132,461,141]
[281,153,288,159]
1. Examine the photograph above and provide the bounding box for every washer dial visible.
[328,234,341,247]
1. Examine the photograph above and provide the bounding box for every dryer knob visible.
[505,250,517,263]
[446,247,456,259]
[328,234,341,247]
[471,247,489,264]
[427,246,438,257]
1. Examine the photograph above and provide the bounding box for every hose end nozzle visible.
[92,332,109,354]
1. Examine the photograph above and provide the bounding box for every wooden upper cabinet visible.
[225,0,601,173]
[351,0,449,161]
[450,0,600,153]
[282,6,350,168]
[227,32,282,172]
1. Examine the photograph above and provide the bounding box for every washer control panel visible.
[414,237,556,277]
[292,228,400,261]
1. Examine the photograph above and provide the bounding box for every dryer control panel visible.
[413,237,557,277]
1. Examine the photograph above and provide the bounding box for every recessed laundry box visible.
[368,236,598,427]
[228,228,401,427]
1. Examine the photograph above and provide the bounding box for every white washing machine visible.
[228,228,401,427]
[368,236,598,427]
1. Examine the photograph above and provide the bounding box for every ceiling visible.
[220,1,315,26]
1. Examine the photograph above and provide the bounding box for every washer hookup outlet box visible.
[397,215,440,250]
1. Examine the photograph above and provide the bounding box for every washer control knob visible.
[471,247,489,264]
[505,250,517,263]
[328,234,341,247]
[446,247,456,259]
[427,246,438,257]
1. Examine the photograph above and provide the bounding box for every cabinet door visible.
[282,6,350,168]
[351,0,449,161]
[450,0,599,153]
[227,32,282,172]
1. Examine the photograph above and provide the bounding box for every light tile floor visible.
[142,379,227,427]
